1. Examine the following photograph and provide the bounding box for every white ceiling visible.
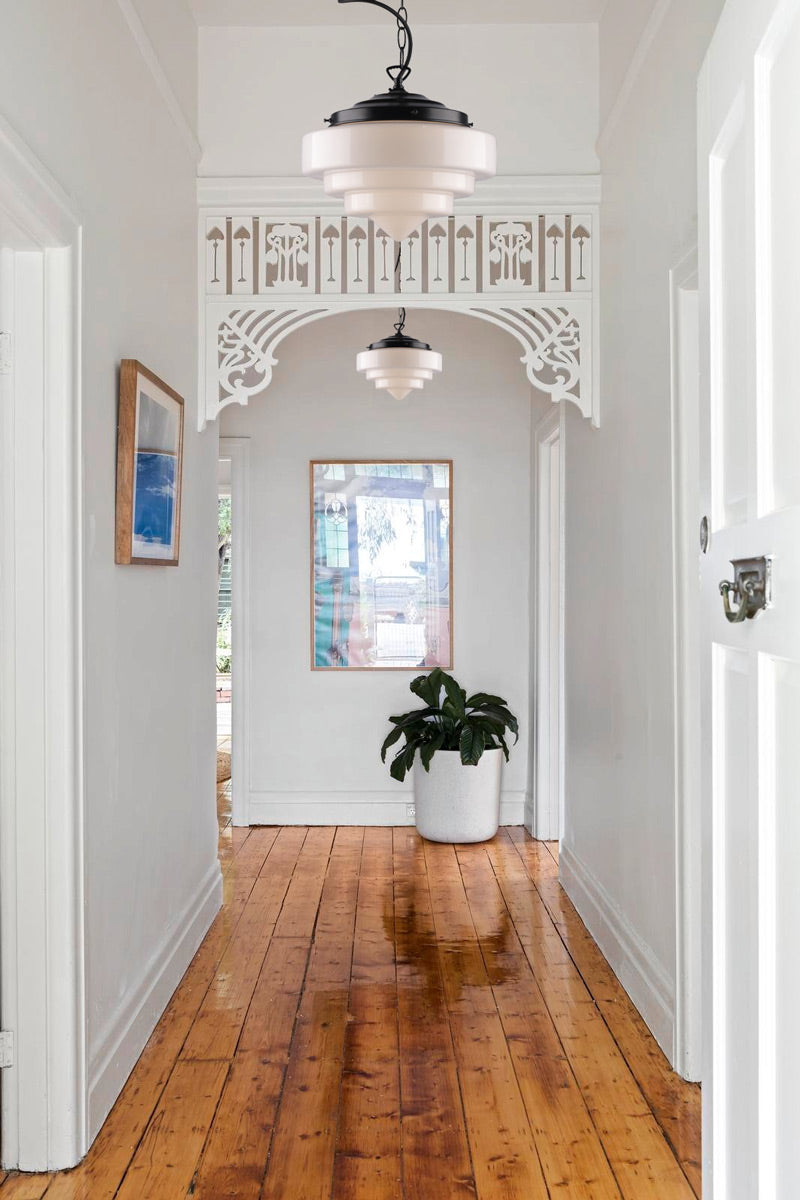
[190,0,605,26]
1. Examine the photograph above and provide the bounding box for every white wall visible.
[198,23,600,177]
[220,309,551,826]
[0,0,220,1145]
[597,0,659,129]
[561,0,725,1061]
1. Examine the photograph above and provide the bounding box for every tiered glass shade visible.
[356,332,442,401]
[302,92,496,243]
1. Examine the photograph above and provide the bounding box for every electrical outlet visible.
[406,804,416,819]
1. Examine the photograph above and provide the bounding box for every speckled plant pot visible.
[413,748,502,843]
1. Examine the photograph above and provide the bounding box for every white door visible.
[699,0,800,1195]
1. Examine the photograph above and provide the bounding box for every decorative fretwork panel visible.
[203,212,593,298]
[199,203,598,428]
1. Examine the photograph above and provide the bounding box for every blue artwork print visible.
[134,452,176,547]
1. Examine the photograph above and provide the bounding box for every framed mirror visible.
[311,460,453,670]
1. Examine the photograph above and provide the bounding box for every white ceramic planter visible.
[413,748,502,843]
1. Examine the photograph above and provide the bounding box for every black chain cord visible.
[384,0,412,89]
[338,1,413,89]
[394,245,403,335]
[396,4,408,80]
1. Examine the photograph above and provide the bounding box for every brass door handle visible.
[719,577,756,623]
[719,557,772,623]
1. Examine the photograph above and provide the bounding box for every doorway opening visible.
[218,437,250,827]
[216,456,232,831]
[532,406,565,843]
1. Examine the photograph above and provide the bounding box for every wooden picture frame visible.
[115,360,184,566]
[310,459,454,671]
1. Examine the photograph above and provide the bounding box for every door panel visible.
[710,103,751,528]
[760,8,800,512]
[700,0,800,1195]
[712,645,757,1200]
[772,656,800,1195]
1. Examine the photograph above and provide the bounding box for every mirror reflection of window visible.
[311,461,453,671]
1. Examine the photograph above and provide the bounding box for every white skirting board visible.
[559,841,675,1061]
[247,791,526,828]
[86,861,223,1139]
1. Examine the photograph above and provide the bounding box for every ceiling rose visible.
[302,0,496,242]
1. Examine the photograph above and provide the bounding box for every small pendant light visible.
[303,0,496,243]
[357,307,442,400]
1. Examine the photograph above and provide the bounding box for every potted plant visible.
[381,668,518,843]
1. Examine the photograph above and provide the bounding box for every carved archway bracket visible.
[198,199,599,429]
[204,297,593,427]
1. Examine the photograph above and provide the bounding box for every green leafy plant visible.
[216,611,232,674]
[380,668,519,782]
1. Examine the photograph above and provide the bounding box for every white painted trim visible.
[560,842,675,1058]
[669,246,702,1082]
[531,406,565,840]
[590,204,601,427]
[113,0,201,162]
[0,117,79,244]
[87,861,222,1138]
[597,0,675,157]
[0,247,17,1158]
[219,437,251,826]
[248,791,526,828]
[43,241,86,1169]
[0,120,85,1170]
[196,173,603,212]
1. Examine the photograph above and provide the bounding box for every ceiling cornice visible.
[189,0,605,26]
[114,0,202,162]
[196,174,602,211]
[596,0,674,157]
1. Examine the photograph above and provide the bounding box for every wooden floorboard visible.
[394,827,477,1200]
[504,828,702,1195]
[486,833,699,1200]
[1,825,700,1200]
[456,842,622,1199]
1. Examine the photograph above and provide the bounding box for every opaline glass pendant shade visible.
[303,119,496,242]
[356,340,442,401]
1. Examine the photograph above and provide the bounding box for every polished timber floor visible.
[0,803,701,1199]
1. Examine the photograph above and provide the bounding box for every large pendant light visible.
[357,307,442,400]
[302,0,496,242]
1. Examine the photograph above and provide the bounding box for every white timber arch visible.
[197,176,600,429]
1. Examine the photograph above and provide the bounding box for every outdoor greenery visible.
[380,668,519,782]
[218,495,231,542]
[216,610,232,674]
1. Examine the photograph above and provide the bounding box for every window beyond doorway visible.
[217,469,232,829]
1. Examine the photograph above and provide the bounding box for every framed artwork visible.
[311,460,453,671]
[115,360,184,566]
